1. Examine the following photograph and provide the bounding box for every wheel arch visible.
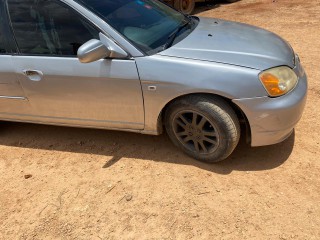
[157,92,252,144]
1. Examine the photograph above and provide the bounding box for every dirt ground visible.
[1,0,320,239]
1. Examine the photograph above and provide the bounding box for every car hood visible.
[158,17,295,70]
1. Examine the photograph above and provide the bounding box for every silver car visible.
[0,0,307,162]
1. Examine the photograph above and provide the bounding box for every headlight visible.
[259,66,298,97]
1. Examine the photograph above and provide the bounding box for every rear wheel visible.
[174,0,195,15]
[165,95,240,163]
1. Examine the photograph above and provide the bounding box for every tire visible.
[174,0,195,15]
[165,95,240,163]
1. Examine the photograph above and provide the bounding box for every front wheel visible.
[165,95,240,163]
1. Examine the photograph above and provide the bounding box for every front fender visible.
[135,55,267,133]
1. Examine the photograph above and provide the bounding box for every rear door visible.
[0,0,28,114]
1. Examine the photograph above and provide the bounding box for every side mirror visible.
[77,39,111,63]
[78,34,129,63]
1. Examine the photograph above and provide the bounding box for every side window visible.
[0,9,7,53]
[7,0,100,56]
[0,0,15,54]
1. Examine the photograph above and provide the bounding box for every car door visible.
[6,0,144,130]
[0,0,29,114]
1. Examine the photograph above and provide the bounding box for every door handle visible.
[22,69,43,81]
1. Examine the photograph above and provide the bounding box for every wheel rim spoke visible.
[173,110,220,155]
[192,112,198,125]
[176,119,187,129]
[183,136,192,143]
[193,140,200,153]
[177,131,188,137]
[203,131,217,137]
[198,116,207,129]
[203,137,217,145]
[199,141,208,153]
[179,114,189,125]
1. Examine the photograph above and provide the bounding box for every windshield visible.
[74,0,196,54]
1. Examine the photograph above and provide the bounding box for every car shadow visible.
[0,121,294,175]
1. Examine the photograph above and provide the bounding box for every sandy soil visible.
[1,0,320,239]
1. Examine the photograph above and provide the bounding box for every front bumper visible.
[232,63,307,147]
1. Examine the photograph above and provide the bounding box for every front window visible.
[0,10,8,54]
[75,0,197,54]
[0,1,15,54]
[7,0,100,56]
